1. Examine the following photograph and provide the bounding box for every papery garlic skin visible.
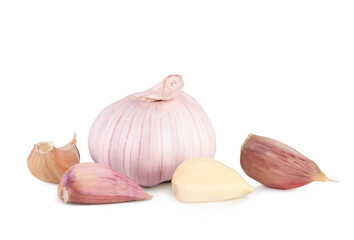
[58,162,152,204]
[27,133,80,183]
[88,75,216,187]
[240,134,331,189]
[172,157,254,203]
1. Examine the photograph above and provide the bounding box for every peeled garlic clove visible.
[27,133,80,183]
[172,157,254,203]
[240,134,332,189]
[58,162,152,204]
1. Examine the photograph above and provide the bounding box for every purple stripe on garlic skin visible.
[88,75,216,187]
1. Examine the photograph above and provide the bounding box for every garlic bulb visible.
[88,75,216,186]
[27,133,80,183]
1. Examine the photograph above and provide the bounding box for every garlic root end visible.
[241,134,254,151]
[59,188,69,202]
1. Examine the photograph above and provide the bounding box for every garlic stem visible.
[134,75,184,101]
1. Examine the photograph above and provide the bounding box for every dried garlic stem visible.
[134,75,184,101]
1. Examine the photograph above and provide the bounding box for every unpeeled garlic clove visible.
[172,157,254,203]
[240,134,333,189]
[27,133,80,183]
[58,162,152,204]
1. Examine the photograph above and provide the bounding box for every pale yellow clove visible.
[172,157,254,203]
[27,133,80,183]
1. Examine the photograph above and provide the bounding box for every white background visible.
[1,1,353,239]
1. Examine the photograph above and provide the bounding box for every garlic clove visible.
[58,162,152,204]
[27,133,80,183]
[172,157,254,203]
[240,134,333,189]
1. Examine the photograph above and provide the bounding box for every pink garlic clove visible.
[58,162,152,204]
[240,134,333,189]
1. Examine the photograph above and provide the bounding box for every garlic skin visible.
[172,157,254,203]
[58,162,152,204]
[88,75,216,187]
[27,133,80,183]
[240,134,332,189]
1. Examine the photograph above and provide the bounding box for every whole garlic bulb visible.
[88,75,216,187]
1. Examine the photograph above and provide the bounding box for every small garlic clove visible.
[172,157,254,203]
[240,134,333,189]
[58,162,152,204]
[27,133,80,183]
